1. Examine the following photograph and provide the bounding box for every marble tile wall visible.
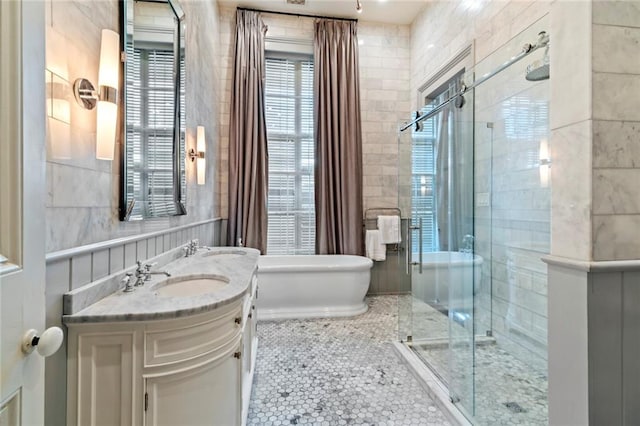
[549,0,593,261]
[45,0,221,254]
[591,2,640,261]
[358,22,411,212]
[410,0,551,110]
[217,7,411,219]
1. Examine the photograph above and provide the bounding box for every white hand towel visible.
[365,230,386,261]
[377,215,401,244]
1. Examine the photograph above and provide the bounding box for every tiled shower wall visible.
[473,19,550,366]
[410,2,551,366]
[217,7,411,220]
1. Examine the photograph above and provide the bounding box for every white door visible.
[0,1,48,425]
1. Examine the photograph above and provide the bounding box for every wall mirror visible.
[120,0,186,221]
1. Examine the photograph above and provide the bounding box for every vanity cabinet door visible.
[70,332,138,426]
[144,349,242,426]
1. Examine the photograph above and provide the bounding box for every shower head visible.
[525,61,549,81]
[525,42,550,81]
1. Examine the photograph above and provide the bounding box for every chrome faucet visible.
[183,239,199,257]
[134,261,146,286]
[135,261,170,286]
[143,262,171,280]
[461,234,474,254]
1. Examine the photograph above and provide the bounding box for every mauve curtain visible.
[314,19,363,256]
[226,10,269,253]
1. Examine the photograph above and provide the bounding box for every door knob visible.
[22,327,63,357]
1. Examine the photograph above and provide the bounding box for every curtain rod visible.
[236,6,358,22]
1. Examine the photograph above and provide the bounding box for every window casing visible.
[265,54,315,255]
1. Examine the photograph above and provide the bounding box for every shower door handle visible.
[408,219,423,274]
[417,217,423,274]
[405,219,411,275]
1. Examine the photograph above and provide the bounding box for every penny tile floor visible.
[247,296,452,426]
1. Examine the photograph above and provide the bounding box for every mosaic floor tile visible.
[248,296,452,426]
[249,295,547,426]
[399,295,548,425]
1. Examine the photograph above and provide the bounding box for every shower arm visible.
[400,31,550,132]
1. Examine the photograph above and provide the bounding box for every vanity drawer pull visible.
[248,313,252,319]
[233,351,242,359]
[234,317,241,325]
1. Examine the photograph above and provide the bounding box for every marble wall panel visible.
[550,120,593,260]
[593,215,640,261]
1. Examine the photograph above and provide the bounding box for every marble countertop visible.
[63,247,260,324]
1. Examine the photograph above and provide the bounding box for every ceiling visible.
[218,0,429,25]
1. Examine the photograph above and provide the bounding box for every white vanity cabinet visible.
[66,277,258,426]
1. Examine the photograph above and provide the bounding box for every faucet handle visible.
[144,262,158,272]
[122,273,135,293]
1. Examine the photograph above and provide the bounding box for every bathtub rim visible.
[258,254,373,273]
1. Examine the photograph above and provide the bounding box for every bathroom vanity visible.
[63,247,259,426]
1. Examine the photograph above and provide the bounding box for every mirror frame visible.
[118,0,186,221]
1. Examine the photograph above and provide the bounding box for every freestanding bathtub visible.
[256,255,373,321]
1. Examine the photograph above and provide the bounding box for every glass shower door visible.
[399,83,477,421]
[445,87,475,417]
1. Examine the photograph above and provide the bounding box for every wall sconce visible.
[539,138,551,188]
[72,29,120,160]
[189,126,206,185]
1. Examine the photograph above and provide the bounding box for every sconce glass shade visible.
[196,126,206,185]
[96,29,120,160]
[98,29,120,93]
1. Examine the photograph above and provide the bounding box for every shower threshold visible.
[410,335,496,351]
[392,342,472,426]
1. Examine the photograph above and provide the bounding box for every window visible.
[412,80,457,254]
[411,106,437,254]
[265,55,315,255]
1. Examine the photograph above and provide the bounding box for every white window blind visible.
[265,55,315,255]
[125,46,180,219]
[412,106,437,254]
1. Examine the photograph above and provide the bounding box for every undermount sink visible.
[202,249,246,259]
[153,274,230,297]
